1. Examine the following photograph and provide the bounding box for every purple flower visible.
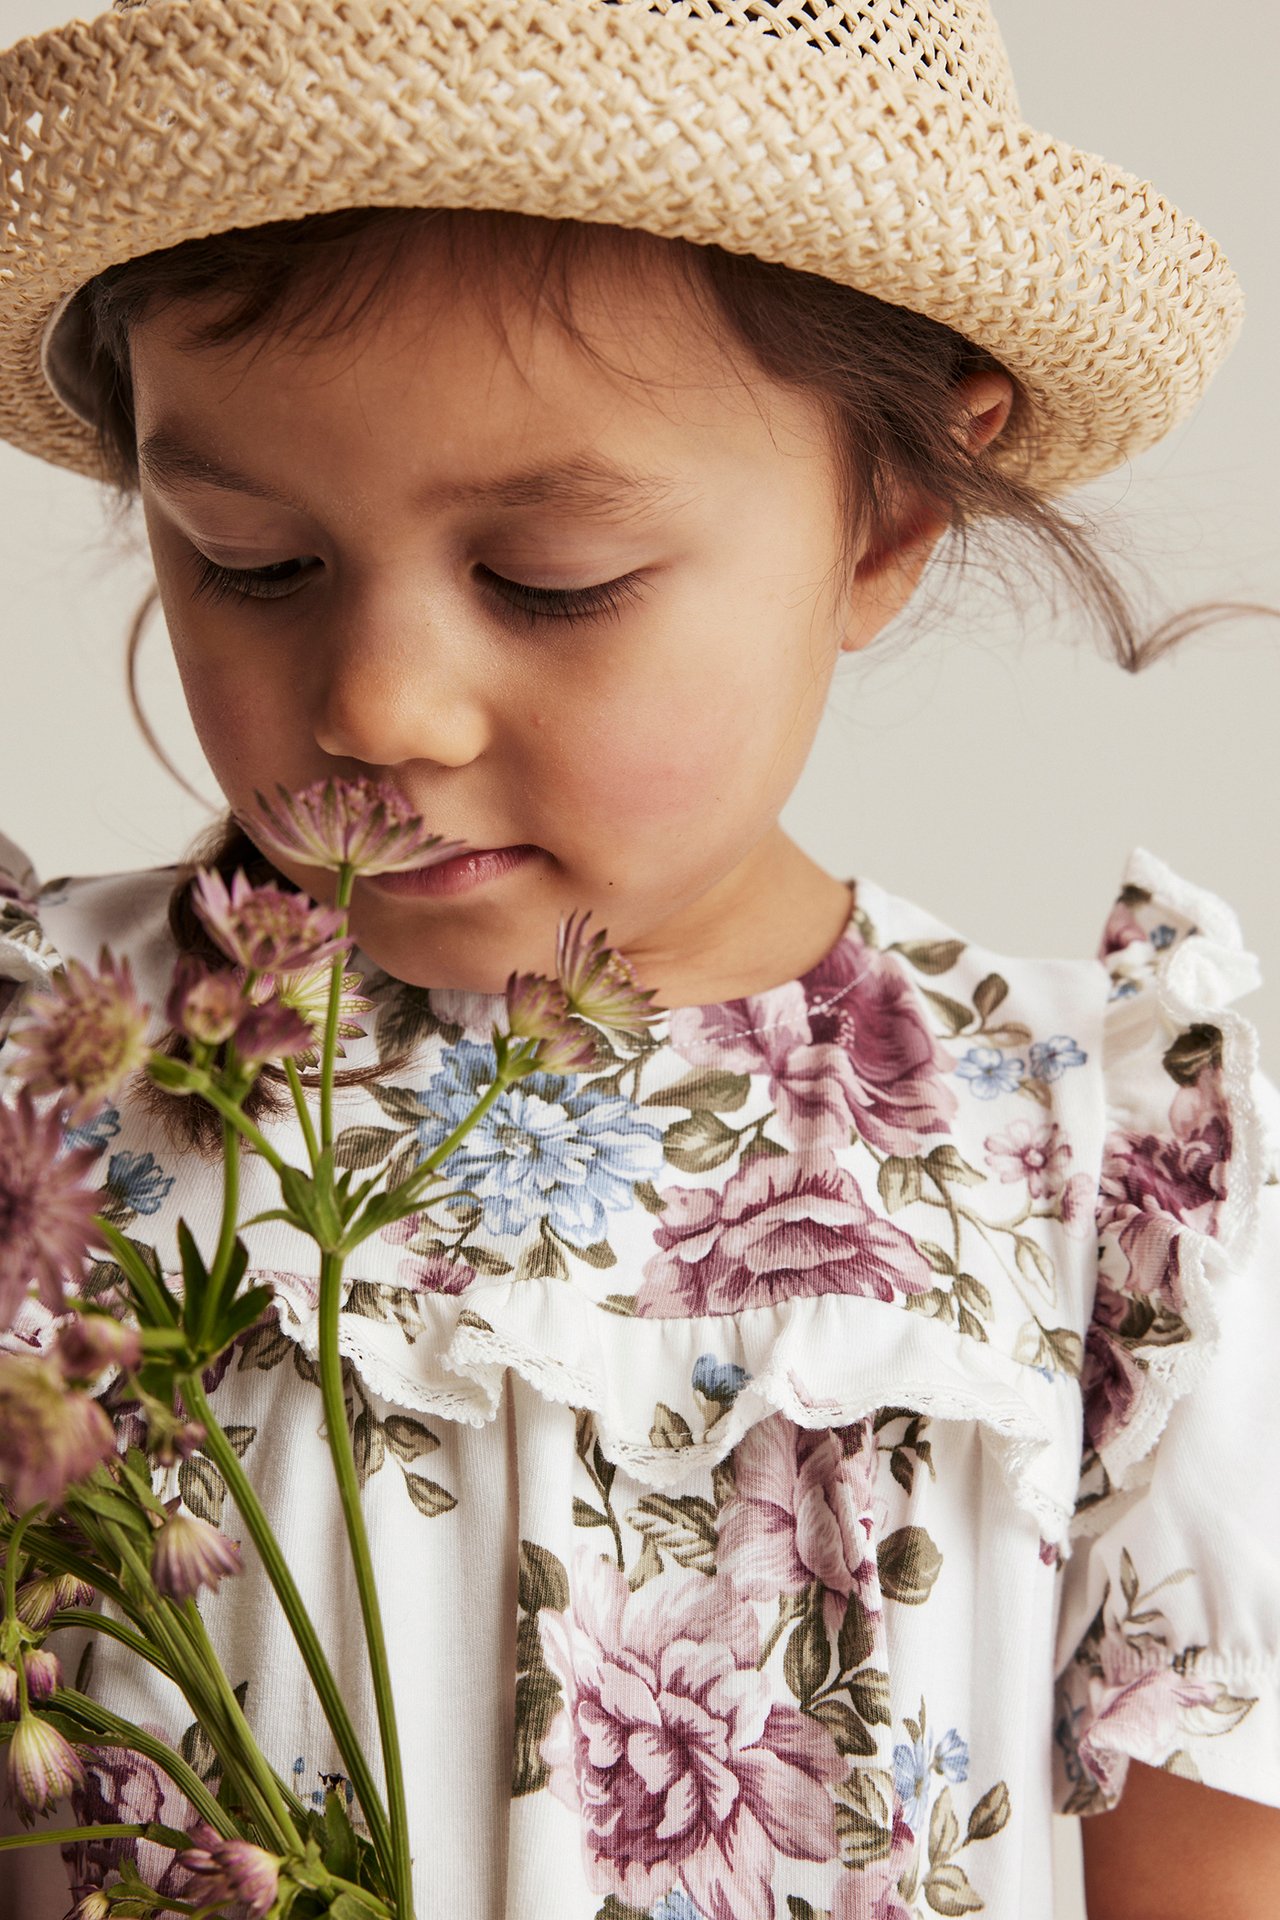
[6,1714,85,1817]
[250,775,463,876]
[7,949,151,1128]
[555,912,660,1036]
[0,1354,116,1510]
[191,868,351,974]
[955,1046,1023,1099]
[505,970,601,1074]
[150,1501,243,1601]
[636,1151,934,1317]
[0,1090,101,1327]
[176,1836,281,1916]
[105,1149,174,1219]
[538,1552,845,1916]
[15,1573,95,1630]
[55,1313,143,1383]
[21,1649,62,1705]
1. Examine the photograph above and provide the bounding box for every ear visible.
[838,369,1015,653]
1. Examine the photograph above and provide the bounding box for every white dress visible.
[1,837,1277,1920]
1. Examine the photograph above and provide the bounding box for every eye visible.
[187,552,650,625]
[189,553,317,605]
[475,565,649,628]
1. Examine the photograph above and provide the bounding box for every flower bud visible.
[0,1660,19,1720]
[177,1835,281,1917]
[23,1646,62,1703]
[55,1313,143,1383]
[151,1503,243,1602]
[16,1572,94,1630]
[6,1712,84,1816]
[73,1893,113,1920]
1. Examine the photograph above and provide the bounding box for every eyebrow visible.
[136,428,686,523]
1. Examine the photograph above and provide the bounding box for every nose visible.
[310,586,491,770]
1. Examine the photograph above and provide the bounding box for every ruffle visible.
[0,832,60,1015]
[263,1264,1084,1545]
[1080,846,1267,1532]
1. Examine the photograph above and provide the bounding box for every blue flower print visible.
[412,1038,663,1247]
[893,1725,970,1828]
[652,1895,706,1920]
[64,1105,121,1157]
[1027,1035,1087,1082]
[955,1046,1023,1100]
[691,1354,750,1404]
[1108,979,1141,1002]
[1150,923,1177,951]
[105,1150,174,1217]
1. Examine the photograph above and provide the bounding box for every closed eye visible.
[187,552,650,625]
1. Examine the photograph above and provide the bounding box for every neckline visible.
[360,878,878,1037]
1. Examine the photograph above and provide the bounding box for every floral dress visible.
[2,834,1278,1920]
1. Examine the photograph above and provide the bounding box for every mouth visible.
[363,844,542,899]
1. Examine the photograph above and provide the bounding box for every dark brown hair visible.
[72,205,1266,1141]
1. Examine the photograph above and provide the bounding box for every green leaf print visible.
[924,1861,985,1915]
[965,1781,1011,1843]
[643,1066,752,1112]
[878,1527,944,1605]
[662,1109,741,1173]
[649,1403,695,1449]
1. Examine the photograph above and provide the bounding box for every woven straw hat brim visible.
[0,0,1244,496]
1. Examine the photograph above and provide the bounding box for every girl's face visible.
[130,227,990,999]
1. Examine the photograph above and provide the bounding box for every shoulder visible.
[0,835,179,1042]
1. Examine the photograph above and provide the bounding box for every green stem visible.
[53,1689,234,1837]
[0,1821,191,1854]
[49,1609,177,1680]
[92,1219,180,1329]
[319,866,355,1151]
[3,1507,38,1619]
[195,1082,288,1176]
[177,1597,306,1841]
[285,1056,321,1169]
[200,1118,241,1347]
[178,1372,394,1877]
[316,1249,413,1918]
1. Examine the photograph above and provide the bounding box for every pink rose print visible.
[66,1734,204,1908]
[1098,1066,1231,1308]
[1059,1171,1097,1241]
[719,1415,882,1636]
[1076,1624,1222,1800]
[1081,1282,1145,1451]
[635,1152,935,1318]
[380,1215,478,1294]
[538,1552,845,1918]
[983,1119,1071,1198]
[830,1799,917,1920]
[668,938,956,1156]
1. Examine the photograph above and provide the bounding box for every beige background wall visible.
[1,2,1277,1914]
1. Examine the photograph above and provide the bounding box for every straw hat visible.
[0,0,1244,495]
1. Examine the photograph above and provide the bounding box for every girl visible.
[1,2,1277,1916]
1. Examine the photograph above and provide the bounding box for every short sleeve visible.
[1053,849,1280,1814]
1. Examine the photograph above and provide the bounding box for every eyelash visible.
[187,553,648,627]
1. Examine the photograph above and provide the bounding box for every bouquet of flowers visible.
[0,777,656,1920]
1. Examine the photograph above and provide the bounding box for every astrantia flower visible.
[0,1353,116,1511]
[505,970,600,1074]
[191,869,350,975]
[231,1000,314,1067]
[250,961,372,1068]
[176,1836,281,1917]
[55,1313,143,1383]
[164,953,250,1047]
[556,911,659,1036]
[6,1713,85,1816]
[0,1662,18,1719]
[0,1091,101,1327]
[7,949,151,1127]
[150,1500,243,1601]
[251,775,465,876]
[15,1573,95,1630]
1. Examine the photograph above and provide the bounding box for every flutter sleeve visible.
[0,831,60,1037]
[1052,849,1280,1815]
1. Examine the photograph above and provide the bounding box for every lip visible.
[364,844,541,898]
